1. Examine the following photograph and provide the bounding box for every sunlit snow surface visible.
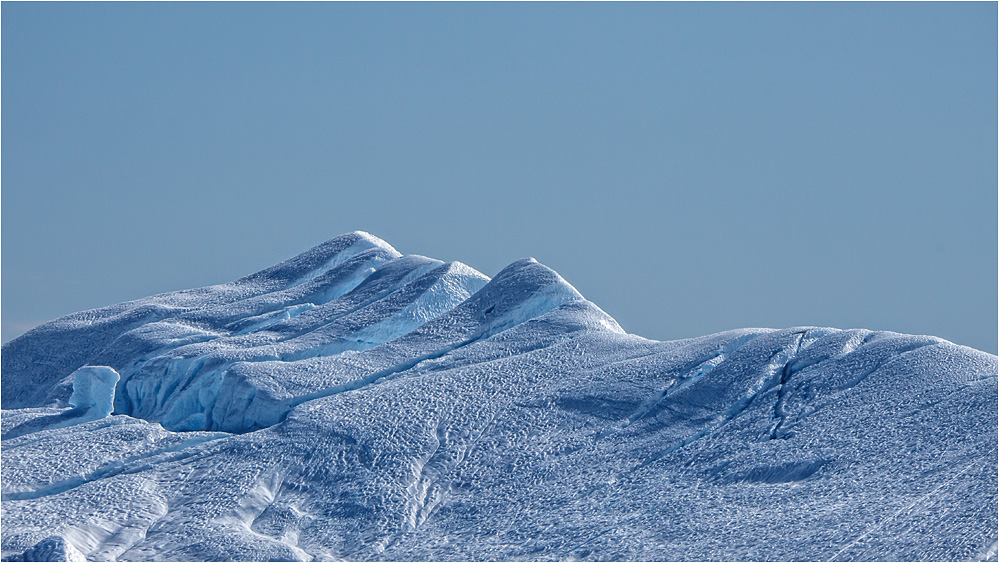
[2,231,996,562]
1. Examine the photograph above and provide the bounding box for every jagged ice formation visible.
[2,231,996,561]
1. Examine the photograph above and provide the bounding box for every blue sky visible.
[3,2,996,354]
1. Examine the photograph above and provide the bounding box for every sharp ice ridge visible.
[836,340,943,393]
[277,233,400,293]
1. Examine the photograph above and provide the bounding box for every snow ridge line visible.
[595,331,769,442]
[1,434,226,502]
[108,250,401,416]
[574,345,800,507]
[623,335,807,478]
[116,260,486,433]
[5,236,392,411]
[283,290,585,415]
[2,409,118,442]
[267,258,447,346]
[2,417,122,446]
[284,332,489,412]
[768,331,808,440]
[763,337,945,440]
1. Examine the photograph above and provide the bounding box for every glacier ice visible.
[1,231,996,562]
[68,367,120,420]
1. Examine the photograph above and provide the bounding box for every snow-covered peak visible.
[1,232,995,562]
[470,257,583,318]
[3,233,625,432]
[237,230,401,288]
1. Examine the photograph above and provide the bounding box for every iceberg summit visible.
[1,231,996,561]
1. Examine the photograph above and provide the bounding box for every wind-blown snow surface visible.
[2,231,996,562]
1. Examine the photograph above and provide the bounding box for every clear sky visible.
[2,2,996,354]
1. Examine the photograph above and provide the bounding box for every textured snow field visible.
[2,232,996,561]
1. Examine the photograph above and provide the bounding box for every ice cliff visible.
[2,231,996,561]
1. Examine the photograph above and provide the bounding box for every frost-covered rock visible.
[1,231,995,561]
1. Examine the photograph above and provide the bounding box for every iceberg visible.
[1,232,995,561]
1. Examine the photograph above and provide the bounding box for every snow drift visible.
[2,231,996,561]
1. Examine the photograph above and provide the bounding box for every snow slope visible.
[2,232,996,561]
